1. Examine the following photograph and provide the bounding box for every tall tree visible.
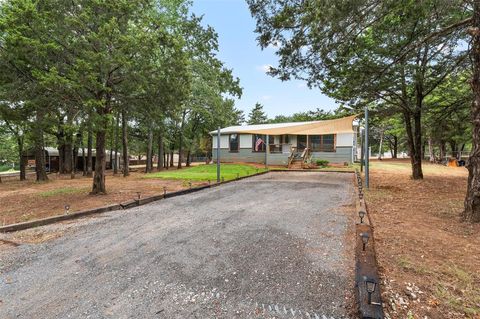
[464,2,480,222]
[248,102,268,124]
[247,0,471,180]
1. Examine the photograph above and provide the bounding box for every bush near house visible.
[315,159,329,167]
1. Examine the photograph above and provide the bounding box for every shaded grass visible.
[434,264,480,316]
[144,164,266,181]
[38,187,86,198]
[396,256,480,316]
[368,160,467,175]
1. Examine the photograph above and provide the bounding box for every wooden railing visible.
[288,146,297,167]
[288,147,311,168]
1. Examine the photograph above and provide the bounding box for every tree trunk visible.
[33,112,48,181]
[412,110,424,179]
[64,133,73,174]
[177,111,186,169]
[113,113,119,174]
[186,149,191,167]
[82,142,86,176]
[71,145,76,179]
[17,137,26,181]
[91,96,110,195]
[58,144,65,173]
[388,135,398,159]
[121,109,129,177]
[170,150,174,167]
[146,123,153,173]
[393,136,398,158]
[402,110,423,179]
[109,117,114,170]
[463,1,480,223]
[157,132,164,171]
[164,151,168,169]
[440,140,446,160]
[87,117,93,177]
[449,141,457,158]
[428,137,434,163]
[92,127,107,194]
[377,130,384,160]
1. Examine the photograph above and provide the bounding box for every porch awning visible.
[239,115,357,135]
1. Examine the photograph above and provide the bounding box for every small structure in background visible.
[22,147,120,172]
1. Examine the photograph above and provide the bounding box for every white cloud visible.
[261,95,272,101]
[256,64,273,73]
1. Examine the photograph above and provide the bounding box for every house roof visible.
[210,115,357,135]
[42,147,120,158]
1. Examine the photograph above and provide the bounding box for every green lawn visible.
[144,164,266,181]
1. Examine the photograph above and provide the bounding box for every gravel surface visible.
[0,172,355,319]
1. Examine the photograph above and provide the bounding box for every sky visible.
[190,0,340,118]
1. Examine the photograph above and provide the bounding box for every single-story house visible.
[211,115,358,167]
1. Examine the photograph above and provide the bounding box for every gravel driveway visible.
[0,172,355,319]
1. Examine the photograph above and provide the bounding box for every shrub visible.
[316,159,329,167]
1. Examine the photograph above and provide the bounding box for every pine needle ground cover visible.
[365,159,480,319]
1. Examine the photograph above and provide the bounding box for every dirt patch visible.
[365,159,480,319]
[0,169,206,226]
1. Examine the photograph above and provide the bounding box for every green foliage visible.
[247,0,472,178]
[0,0,243,188]
[315,159,329,167]
[269,107,353,123]
[248,102,268,124]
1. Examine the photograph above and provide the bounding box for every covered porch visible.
[212,115,358,167]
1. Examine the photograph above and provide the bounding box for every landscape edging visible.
[354,169,385,319]
[0,204,122,233]
[270,168,355,173]
[0,170,269,233]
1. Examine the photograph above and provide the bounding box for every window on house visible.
[322,134,335,151]
[229,134,239,152]
[280,135,290,144]
[309,134,335,152]
[252,134,266,152]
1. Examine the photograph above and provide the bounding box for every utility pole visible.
[365,106,369,188]
[265,134,268,169]
[360,128,364,173]
[217,127,220,183]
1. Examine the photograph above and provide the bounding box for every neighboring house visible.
[211,115,358,167]
[23,147,120,172]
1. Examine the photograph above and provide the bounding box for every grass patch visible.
[38,187,86,198]
[395,256,432,275]
[433,265,480,316]
[144,164,266,181]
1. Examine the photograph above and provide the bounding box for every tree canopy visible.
[0,0,243,192]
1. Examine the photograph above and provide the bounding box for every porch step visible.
[288,159,304,169]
